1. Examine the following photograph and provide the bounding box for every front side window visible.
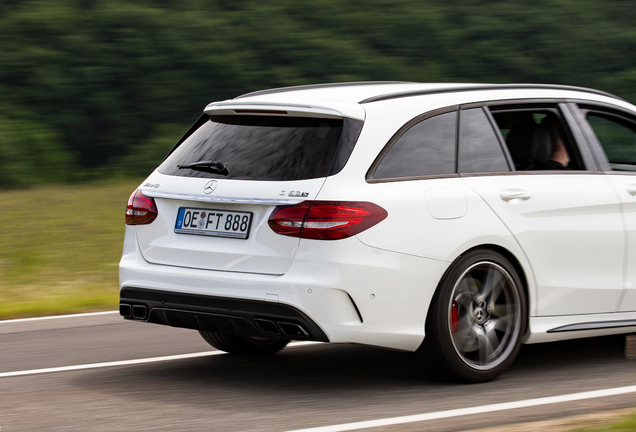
[587,113,636,171]
[371,111,456,180]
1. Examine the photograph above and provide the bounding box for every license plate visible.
[175,207,252,239]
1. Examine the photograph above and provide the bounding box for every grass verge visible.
[568,409,636,432]
[0,179,143,319]
[466,408,636,432]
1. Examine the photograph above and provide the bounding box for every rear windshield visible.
[159,115,361,181]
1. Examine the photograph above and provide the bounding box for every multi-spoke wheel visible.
[418,249,526,382]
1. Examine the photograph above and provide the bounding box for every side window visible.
[458,108,509,174]
[587,113,636,171]
[372,111,456,180]
[490,107,580,171]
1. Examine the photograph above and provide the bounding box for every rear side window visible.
[458,108,509,174]
[159,115,360,181]
[371,111,456,180]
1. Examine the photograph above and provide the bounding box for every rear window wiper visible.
[177,160,229,176]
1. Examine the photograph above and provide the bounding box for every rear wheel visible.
[418,249,526,382]
[199,331,290,355]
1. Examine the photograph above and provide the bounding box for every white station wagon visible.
[120,82,636,382]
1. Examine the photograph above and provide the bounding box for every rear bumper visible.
[119,287,329,341]
[120,226,449,351]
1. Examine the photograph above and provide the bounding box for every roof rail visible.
[234,81,414,100]
[359,84,624,104]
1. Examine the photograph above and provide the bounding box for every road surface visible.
[1,312,636,431]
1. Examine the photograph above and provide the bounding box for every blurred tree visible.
[0,109,75,186]
[116,123,186,178]
[0,0,635,186]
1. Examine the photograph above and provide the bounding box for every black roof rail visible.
[359,84,624,104]
[234,81,414,100]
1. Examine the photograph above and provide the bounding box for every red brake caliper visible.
[450,300,459,333]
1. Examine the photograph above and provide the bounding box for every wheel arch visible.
[425,244,531,341]
[419,244,530,381]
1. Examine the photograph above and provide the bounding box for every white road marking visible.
[6,314,633,432]
[0,351,221,378]
[0,341,321,379]
[3,332,635,430]
[0,310,119,324]
[283,385,636,432]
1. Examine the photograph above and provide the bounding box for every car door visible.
[571,103,636,312]
[460,102,625,316]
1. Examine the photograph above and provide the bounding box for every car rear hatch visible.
[133,102,364,275]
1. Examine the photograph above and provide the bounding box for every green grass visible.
[568,411,636,432]
[0,179,143,319]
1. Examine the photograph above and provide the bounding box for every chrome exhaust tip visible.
[253,318,280,335]
[278,322,310,338]
[119,303,132,318]
[132,304,148,320]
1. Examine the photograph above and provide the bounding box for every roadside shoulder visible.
[464,408,636,432]
[0,311,120,335]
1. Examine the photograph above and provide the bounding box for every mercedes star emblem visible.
[204,180,218,194]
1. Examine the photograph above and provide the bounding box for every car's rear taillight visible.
[268,201,388,240]
[125,190,158,225]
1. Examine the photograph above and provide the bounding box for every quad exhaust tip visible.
[278,322,310,338]
[132,304,148,320]
[120,303,148,320]
[119,303,132,318]
[253,318,280,335]
[253,318,310,338]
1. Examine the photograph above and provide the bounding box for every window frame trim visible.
[366,98,615,184]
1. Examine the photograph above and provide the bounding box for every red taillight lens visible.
[268,201,388,240]
[125,190,158,225]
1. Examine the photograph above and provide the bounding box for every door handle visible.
[627,185,636,196]
[500,189,532,202]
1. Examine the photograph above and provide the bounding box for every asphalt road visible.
[2,313,636,432]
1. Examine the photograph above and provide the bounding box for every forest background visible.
[2,0,636,187]
[2,0,636,317]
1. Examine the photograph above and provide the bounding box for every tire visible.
[418,249,527,382]
[199,331,290,355]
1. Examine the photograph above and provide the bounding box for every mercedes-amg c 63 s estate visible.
[120,82,636,382]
